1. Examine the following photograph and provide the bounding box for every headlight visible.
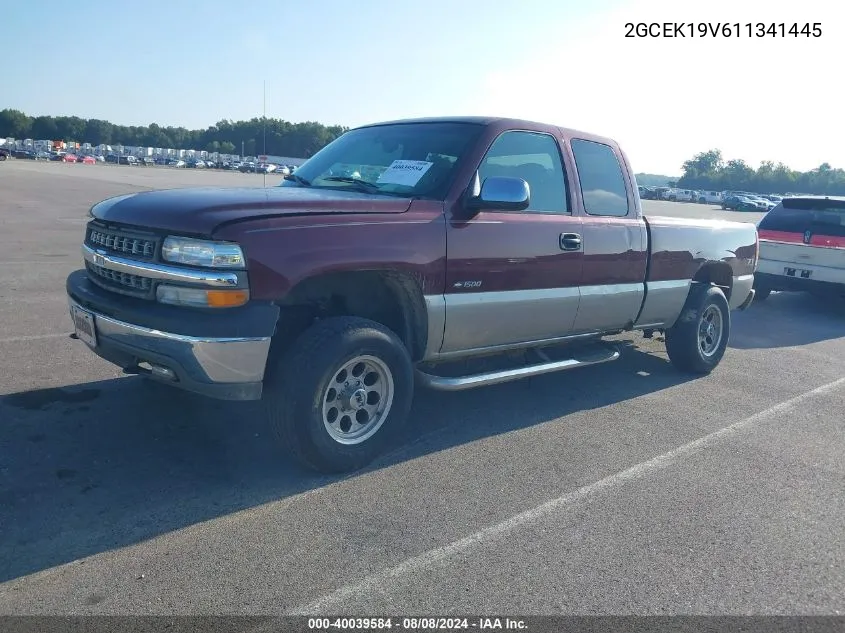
[161,236,245,268]
[156,285,249,308]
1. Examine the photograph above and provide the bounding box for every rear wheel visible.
[264,316,414,473]
[665,284,731,374]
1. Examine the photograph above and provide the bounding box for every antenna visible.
[262,80,267,188]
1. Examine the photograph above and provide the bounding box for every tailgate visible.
[759,239,845,269]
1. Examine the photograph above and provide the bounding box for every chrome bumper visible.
[68,297,271,400]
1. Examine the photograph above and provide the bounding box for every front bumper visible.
[67,270,278,400]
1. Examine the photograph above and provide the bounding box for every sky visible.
[2,0,842,175]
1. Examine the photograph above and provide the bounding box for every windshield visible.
[280,122,483,199]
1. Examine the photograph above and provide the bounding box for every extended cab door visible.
[566,137,648,333]
[441,129,583,354]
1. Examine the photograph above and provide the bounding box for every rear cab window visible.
[570,139,630,217]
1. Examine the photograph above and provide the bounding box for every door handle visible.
[560,233,582,251]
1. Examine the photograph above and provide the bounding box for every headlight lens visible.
[161,236,245,268]
[156,285,249,308]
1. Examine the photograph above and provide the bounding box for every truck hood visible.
[90,186,414,236]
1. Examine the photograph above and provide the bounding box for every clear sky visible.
[2,0,841,175]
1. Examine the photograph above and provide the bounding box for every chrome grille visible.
[86,261,152,293]
[88,227,155,258]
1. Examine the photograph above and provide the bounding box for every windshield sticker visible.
[376,160,434,187]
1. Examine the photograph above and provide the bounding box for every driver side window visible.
[477,131,570,214]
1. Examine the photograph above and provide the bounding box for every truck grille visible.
[85,261,153,295]
[87,226,156,259]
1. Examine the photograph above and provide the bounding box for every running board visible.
[416,345,620,392]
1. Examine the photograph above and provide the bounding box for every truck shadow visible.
[0,339,693,583]
[730,291,845,349]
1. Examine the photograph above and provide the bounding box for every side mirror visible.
[465,175,530,212]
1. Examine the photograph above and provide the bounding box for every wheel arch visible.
[691,261,734,300]
[270,269,429,363]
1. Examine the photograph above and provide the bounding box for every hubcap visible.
[321,355,394,445]
[698,305,723,357]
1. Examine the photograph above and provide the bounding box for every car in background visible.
[665,189,696,202]
[12,149,36,160]
[722,195,762,212]
[105,154,119,164]
[754,196,845,300]
[118,156,138,166]
[744,194,776,210]
[62,154,78,163]
[0,147,10,161]
[139,157,155,166]
[697,190,723,204]
[80,156,97,165]
[637,185,658,200]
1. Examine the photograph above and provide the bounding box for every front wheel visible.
[665,284,731,374]
[264,316,414,473]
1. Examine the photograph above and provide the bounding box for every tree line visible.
[677,149,845,195]
[0,109,348,158]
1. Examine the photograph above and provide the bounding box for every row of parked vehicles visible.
[638,185,787,212]
[0,148,299,175]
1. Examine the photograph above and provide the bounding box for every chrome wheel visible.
[698,305,723,357]
[322,355,394,445]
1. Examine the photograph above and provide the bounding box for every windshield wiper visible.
[284,173,312,187]
[321,176,382,193]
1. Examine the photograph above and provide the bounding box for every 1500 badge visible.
[453,281,482,289]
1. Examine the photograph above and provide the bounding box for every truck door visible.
[567,138,648,333]
[442,130,583,354]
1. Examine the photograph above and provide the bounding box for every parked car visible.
[62,154,78,163]
[665,189,696,202]
[0,147,9,161]
[637,185,658,200]
[697,190,723,204]
[744,194,776,210]
[12,149,36,159]
[66,116,758,473]
[80,156,97,165]
[753,196,845,301]
[118,156,138,166]
[722,195,762,212]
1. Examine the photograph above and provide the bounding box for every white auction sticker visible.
[376,160,434,186]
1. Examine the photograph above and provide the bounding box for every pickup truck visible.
[66,116,759,473]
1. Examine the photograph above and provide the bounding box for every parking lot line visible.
[0,333,69,344]
[288,376,845,615]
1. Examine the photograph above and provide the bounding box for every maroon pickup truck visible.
[67,117,758,472]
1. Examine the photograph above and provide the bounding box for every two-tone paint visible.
[85,116,758,371]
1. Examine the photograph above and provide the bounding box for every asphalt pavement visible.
[0,161,842,615]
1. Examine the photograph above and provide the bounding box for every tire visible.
[264,316,414,473]
[665,284,731,374]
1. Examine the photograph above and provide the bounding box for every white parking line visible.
[0,261,72,265]
[288,376,845,615]
[0,333,69,344]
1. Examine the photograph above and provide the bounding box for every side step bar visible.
[416,345,620,392]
